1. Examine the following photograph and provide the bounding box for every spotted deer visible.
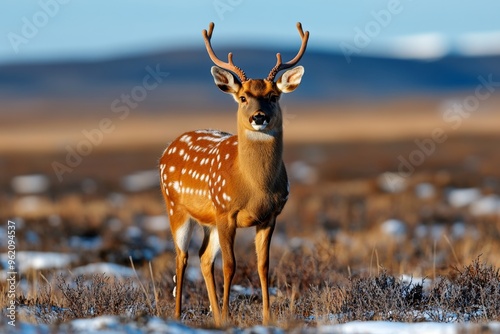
[159,22,308,326]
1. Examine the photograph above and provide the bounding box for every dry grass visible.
[4,256,499,329]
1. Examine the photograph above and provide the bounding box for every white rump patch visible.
[175,219,194,252]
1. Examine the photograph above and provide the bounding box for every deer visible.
[159,22,308,326]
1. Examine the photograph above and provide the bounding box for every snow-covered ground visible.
[4,316,500,334]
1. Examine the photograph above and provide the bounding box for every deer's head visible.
[203,22,308,136]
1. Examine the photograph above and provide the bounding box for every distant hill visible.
[1,47,500,113]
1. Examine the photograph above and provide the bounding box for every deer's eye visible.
[269,95,279,103]
[239,96,247,103]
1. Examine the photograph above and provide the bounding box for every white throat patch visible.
[245,129,275,141]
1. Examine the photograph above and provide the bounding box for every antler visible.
[202,22,248,82]
[266,22,309,82]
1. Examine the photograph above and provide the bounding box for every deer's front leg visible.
[255,217,276,325]
[217,218,236,325]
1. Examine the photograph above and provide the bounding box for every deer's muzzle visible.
[250,111,270,131]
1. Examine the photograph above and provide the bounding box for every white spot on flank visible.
[193,157,198,162]
[222,179,226,187]
[218,162,222,170]
[180,135,192,143]
[182,168,186,174]
[172,147,177,154]
[163,174,167,180]
[172,181,181,193]
[225,154,230,160]
[169,166,175,173]
[179,149,185,156]
[169,208,174,215]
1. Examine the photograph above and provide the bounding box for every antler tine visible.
[266,22,309,82]
[202,22,248,82]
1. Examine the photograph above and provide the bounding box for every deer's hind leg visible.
[199,226,222,326]
[170,214,195,320]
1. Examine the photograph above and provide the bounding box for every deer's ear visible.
[211,66,241,94]
[276,66,304,93]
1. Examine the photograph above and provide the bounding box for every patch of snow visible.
[107,192,127,208]
[451,222,466,239]
[71,262,136,278]
[11,174,50,194]
[69,315,120,332]
[121,170,159,192]
[377,172,406,193]
[186,265,201,282]
[447,188,481,208]
[69,235,103,250]
[66,316,222,334]
[232,284,255,296]
[0,251,76,274]
[470,194,500,216]
[290,161,318,185]
[142,215,169,231]
[318,320,459,334]
[380,219,407,239]
[126,225,142,239]
[415,224,446,240]
[415,182,436,199]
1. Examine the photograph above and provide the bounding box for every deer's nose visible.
[249,111,270,131]
[251,111,269,126]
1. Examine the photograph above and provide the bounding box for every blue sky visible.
[2,0,500,64]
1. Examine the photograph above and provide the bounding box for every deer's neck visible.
[236,126,283,190]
